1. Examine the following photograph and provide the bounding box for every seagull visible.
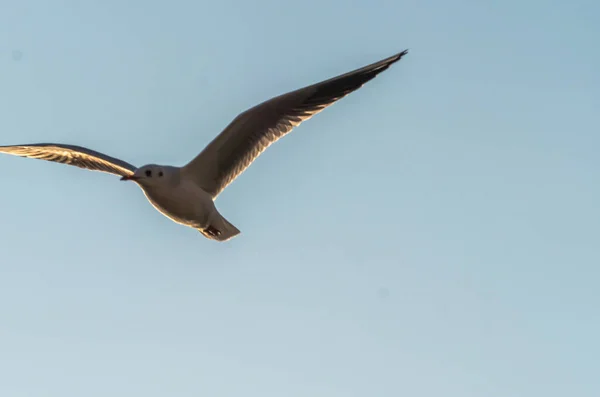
[0,50,408,241]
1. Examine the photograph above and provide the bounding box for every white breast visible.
[140,180,215,228]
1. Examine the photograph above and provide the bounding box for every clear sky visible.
[1,0,598,396]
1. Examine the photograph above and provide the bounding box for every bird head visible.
[121,165,178,187]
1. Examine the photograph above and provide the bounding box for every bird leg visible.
[203,225,222,238]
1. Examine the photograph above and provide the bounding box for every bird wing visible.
[182,50,408,198]
[0,143,137,177]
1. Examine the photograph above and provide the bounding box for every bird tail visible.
[198,212,241,242]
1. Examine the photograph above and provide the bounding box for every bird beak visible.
[120,175,139,181]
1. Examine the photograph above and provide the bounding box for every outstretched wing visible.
[183,50,408,198]
[0,143,137,177]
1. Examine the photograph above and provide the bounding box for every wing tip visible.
[367,49,409,75]
[389,49,409,64]
[360,49,408,78]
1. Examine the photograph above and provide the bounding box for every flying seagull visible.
[0,50,408,241]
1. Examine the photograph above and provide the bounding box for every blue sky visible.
[0,0,598,396]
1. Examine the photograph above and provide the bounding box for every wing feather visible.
[0,143,137,177]
[183,50,408,198]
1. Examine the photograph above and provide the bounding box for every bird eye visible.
[145,170,152,177]
[158,171,164,177]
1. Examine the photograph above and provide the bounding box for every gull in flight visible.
[0,50,408,242]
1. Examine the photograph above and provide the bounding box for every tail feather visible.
[198,213,241,242]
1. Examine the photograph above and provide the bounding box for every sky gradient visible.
[1,1,599,396]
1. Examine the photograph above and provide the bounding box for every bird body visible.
[135,167,240,241]
[0,50,408,242]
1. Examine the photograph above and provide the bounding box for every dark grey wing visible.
[182,50,408,198]
[0,143,137,177]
